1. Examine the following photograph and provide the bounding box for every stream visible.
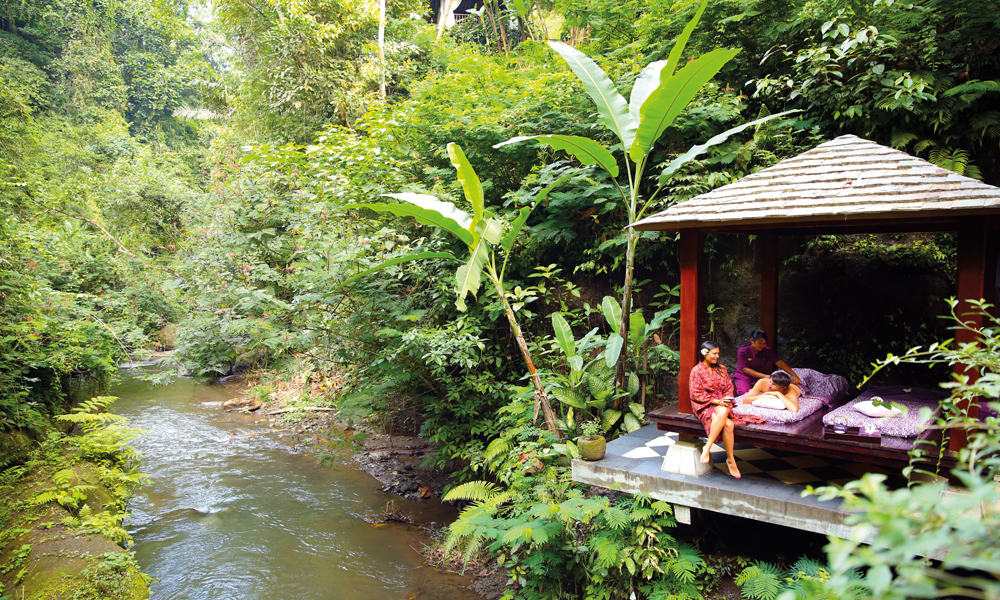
[113,368,480,600]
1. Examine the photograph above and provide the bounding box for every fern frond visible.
[483,438,513,462]
[443,480,499,503]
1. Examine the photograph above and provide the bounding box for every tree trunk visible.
[498,291,560,434]
[615,228,637,395]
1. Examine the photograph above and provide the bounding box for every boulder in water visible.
[222,397,262,412]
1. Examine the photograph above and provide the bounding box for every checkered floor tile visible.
[624,433,908,489]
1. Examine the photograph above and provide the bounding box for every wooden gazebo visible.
[633,135,1000,456]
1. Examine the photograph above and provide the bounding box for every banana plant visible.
[547,311,645,435]
[346,142,569,433]
[495,0,798,382]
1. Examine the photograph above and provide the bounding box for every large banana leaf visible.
[656,110,800,185]
[547,42,637,151]
[604,334,624,368]
[663,0,711,79]
[332,251,456,293]
[495,135,619,178]
[447,143,484,231]
[455,235,490,311]
[352,193,473,245]
[476,217,503,245]
[629,60,667,125]
[552,312,575,357]
[630,48,740,163]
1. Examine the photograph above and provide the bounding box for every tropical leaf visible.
[630,48,741,163]
[646,305,679,334]
[552,312,575,357]
[501,206,532,253]
[628,401,644,419]
[476,216,503,245]
[626,373,640,397]
[353,193,473,245]
[568,355,584,373]
[663,0,711,79]
[605,334,624,368]
[601,409,622,433]
[629,311,646,349]
[333,251,457,292]
[495,135,619,178]
[602,296,622,332]
[656,110,801,185]
[455,239,490,311]
[629,60,668,125]
[586,369,613,401]
[551,386,588,409]
[547,42,637,150]
[623,412,642,433]
[447,143,484,230]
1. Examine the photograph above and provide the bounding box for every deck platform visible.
[647,403,956,470]
[572,424,916,542]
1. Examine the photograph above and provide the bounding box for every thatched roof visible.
[632,135,1000,232]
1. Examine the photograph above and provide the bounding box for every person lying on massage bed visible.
[742,370,802,412]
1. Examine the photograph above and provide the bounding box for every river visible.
[113,368,481,600]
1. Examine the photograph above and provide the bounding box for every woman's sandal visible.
[726,458,742,479]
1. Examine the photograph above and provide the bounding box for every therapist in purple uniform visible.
[733,330,801,396]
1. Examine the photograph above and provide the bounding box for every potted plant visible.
[577,420,606,461]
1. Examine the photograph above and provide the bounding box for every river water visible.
[112,369,480,600]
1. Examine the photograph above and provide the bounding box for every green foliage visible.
[443,398,704,599]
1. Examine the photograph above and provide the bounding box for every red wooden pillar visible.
[678,229,703,414]
[759,234,779,345]
[950,219,987,451]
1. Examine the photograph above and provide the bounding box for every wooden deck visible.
[648,402,956,470]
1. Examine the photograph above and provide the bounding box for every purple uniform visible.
[734,344,781,395]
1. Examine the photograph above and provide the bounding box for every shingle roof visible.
[631,135,1000,231]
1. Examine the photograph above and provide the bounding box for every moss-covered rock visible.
[0,431,35,467]
[0,450,149,599]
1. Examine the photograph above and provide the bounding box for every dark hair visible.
[700,341,720,367]
[750,330,768,342]
[771,370,792,389]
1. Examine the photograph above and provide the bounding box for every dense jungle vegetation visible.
[1,0,999,597]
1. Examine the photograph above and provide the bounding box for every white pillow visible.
[853,399,902,418]
[751,395,787,410]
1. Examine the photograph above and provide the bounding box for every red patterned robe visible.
[689,362,735,435]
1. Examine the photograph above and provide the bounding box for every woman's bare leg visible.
[722,420,741,478]
[700,406,729,464]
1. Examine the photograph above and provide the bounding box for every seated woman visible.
[733,330,801,396]
[689,341,740,479]
[743,370,802,412]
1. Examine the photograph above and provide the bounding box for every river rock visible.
[222,397,262,412]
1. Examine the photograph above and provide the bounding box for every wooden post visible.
[678,229,702,414]
[950,219,987,451]
[759,234,779,345]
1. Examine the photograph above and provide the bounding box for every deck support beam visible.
[759,235,779,345]
[678,229,703,414]
[950,219,987,451]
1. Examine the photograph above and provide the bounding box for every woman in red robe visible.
[689,341,740,478]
